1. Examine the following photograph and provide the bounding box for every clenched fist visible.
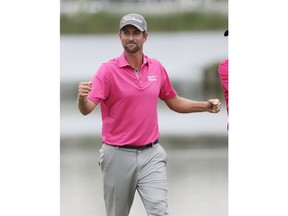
[206,99,221,113]
[78,81,92,102]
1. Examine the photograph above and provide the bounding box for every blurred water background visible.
[60,1,228,215]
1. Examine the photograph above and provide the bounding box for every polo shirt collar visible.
[118,52,149,68]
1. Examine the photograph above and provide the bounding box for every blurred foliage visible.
[60,11,228,34]
[202,61,224,99]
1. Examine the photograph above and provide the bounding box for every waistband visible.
[105,139,159,150]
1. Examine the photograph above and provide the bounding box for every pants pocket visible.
[98,145,104,170]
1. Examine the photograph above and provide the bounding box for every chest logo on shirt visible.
[147,75,157,81]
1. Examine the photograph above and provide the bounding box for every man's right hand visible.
[78,81,92,102]
[77,81,96,115]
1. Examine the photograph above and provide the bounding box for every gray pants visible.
[98,143,169,216]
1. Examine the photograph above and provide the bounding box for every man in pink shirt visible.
[77,13,221,216]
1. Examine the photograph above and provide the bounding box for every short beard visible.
[123,44,141,53]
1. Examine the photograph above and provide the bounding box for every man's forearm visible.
[77,98,96,115]
[165,96,208,113]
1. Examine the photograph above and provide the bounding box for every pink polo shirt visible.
[87,53,177,146]
[218,58,229,114]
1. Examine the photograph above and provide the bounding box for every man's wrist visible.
[78,97,87,103]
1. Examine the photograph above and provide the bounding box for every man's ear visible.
[143,32,148,41]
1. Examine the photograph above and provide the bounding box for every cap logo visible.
[122,15,143,24]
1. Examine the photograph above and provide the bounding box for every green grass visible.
[60,11,228,34]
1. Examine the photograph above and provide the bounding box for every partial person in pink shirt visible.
[218,30,229,114]
[77,13,222,216]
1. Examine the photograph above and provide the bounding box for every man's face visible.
[119,25,148,53]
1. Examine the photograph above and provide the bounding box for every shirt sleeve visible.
[87,63,110,104]
[159,65,177,101]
